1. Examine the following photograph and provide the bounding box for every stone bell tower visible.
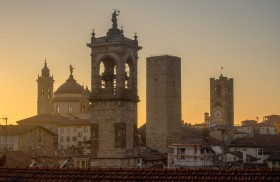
[37,60,54,115]
[87,10,141,167]
[210,74,234,144]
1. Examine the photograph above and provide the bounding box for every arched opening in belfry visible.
[125,57,133,90]
[99,57,116,92]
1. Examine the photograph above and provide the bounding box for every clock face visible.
[214,110,222,119]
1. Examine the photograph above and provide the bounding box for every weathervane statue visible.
[112,9,120,28]
[70,64,74,76]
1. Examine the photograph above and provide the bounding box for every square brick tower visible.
[146,55,182,153]
[210,74,234,144]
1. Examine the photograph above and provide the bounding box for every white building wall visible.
[229,147,264,163]
[168,145,213,168]
[58,125,91,149]
[259,127,276,135]
[0,135,18,151]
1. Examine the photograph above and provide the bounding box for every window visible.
[56,105,60,113]
[180,148,185,154]
[179,155,185,160]
[66,136,70,142]
[47,87,51,99]
[38,135,42,142]
[41,88,44,98]
[114,123,126,148]
[13,136,17,142]
[81,105,86,113]
[194,148,197,154]
[72,136,77,142]
[68,105,73,113]
[9,136,12,142]
[257,148,263,156]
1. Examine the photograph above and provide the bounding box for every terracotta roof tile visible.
[0,167,279,181]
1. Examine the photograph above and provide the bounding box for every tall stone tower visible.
[37,61,54,115]
[87,10,141,167]
[146,55,182,153]
[210,74,234,144]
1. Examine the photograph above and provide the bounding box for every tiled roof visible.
[230,135,280,147]
[17,114,70,124]
[267,152,280,161]
[137,146,166,162]
[0,125,56,135]
[0,167,279,181]
[0,148,92,168]
[228,151,258,162]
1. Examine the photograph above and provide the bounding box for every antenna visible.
[221,67,224,75]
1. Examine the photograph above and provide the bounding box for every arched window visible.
[125,58,133,90]
[81,104,86,113]
[47,87,51,99]
[41,88,44,99]
[56,105,60,113]
[68,105,73,113]
[99,57,116,92]
[125,63,130,89]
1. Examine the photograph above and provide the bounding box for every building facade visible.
[0,125,56,151]
[168,144,213,168]
[58,120,91,150]
[146,55,182,153]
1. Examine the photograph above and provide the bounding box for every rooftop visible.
[0,167,279,181]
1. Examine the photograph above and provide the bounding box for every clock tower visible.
[210,74,234,144]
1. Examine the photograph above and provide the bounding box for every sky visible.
[0,0,280,127]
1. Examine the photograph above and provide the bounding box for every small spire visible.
[44,58,47,67]
[134,32,138,40]
[91,29,95,37]
[221,66,224,76]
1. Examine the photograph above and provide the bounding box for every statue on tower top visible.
[112,9,120,28]
[70,64,75,76]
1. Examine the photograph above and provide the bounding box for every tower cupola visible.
[41,60,50,77]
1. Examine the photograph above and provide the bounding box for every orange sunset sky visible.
[0,0,280,127]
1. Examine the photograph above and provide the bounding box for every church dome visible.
[54,75,84,94]
[82,86,91,97]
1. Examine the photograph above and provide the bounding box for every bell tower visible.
[210,74,234,144]
[87,10,141,167]
[37,61,54,115]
